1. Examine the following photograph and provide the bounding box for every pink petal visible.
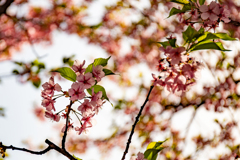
[201,13,210,20]
[199,5,208,12]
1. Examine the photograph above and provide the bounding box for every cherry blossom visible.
[72,60,86,75]
[68,82,86,101]
[41,93,56,111]
[78,99,93,117]
[90,89,103,107]
[92,65,105,82]
[42,76,62,96]
[200,2,220,21]
[77,72,95,89]
[45,111,60,122]
[159,46,185,65]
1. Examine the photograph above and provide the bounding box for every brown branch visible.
[62,101,73,150]
[121,85,154,160]
[0,139,77,160]
[0,0,14,16]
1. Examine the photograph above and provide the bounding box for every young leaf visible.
[157,41,170,48]
[182,26,198,43]
[190,41,231,51]
[93,56,111,67]
[197,32,236,42]
[168,38,177,47]
[53,67,77,82]
[144,141,165,160]
[85,56,111,73]
[87,85,109,101]
[214,33,236,41]
[103,69,115,76]
[171,0,189,5]
[168,5,191,18]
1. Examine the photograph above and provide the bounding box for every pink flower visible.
[75,125,88,135]
[41,93,56,111]
[91,89,103,107]
[219,6,231,23]
[42,76,62,96]
[200,2,220,21]
[75,114,94,135]
[152,74,165,86]
[130,152,147,160]
[68,82,86,101]
[78,99,93,117]
[160,46,185,65]
[92,65,105,82]
[45,111,60,122]
[189,9,199,20]
[77,72,95,89]
[72,60,86,75]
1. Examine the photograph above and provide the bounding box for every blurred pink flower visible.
[92,65,105,82]
[45,111,60,122]
[200,2,220,21]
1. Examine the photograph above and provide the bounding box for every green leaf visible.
[103,69,115,76]
[168,38,177,47]
[53,67,77,82]
[199,0,205,5]
[214,33,236,41]
[168,5,191,18]
[197,32,236,42]
[87,85,109,101]
[85,57,111,73]
[157,41,170,48]
[182,26,199,43]
[144,141,165,160]
[190,41,231,51]
[171,0,189,5]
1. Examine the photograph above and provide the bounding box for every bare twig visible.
[121,85,154,160]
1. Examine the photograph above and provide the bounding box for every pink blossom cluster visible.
[41,76,62,121]
[41,60,106,135]
[178,1,230,30]
[153,46,203,94]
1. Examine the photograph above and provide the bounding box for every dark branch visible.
[0,139,77,160]
[0,0,14,15]
[62,101,73,150]
[0,142,51,156]
[121,85,154,160]
[45,139,77,160]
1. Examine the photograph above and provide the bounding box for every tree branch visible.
[121,85,154,160]
[62,101,73,150]
[0,0,14,15]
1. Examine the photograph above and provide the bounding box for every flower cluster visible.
[178,1,230,30]
[153,45,203,94]
[41,59,106,135]
[130,152,147,160]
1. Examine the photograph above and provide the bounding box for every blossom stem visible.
[62,101,73,150]
[121,85,154,160]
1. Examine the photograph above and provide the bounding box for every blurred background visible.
[0,0,240,159]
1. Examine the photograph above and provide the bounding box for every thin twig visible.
[0,142,51,155]
[121,85,154,160]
